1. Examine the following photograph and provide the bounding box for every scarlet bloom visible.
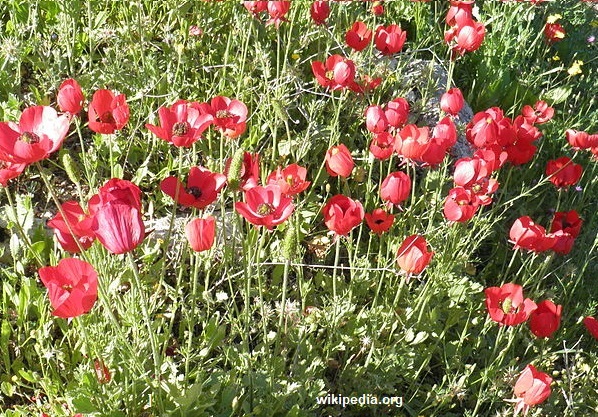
[380,171,411,206]
[565,129,597,150]
[266,1,291,28]
[396,234,434,276]
[266,163,310,197]
[38,258,98,319]
[371,1,384,16]
[384,98,410,129]
[345,21,373,52]
[235,184,294,230]
[0,106,70,164]
[511,365,552,416]
[47,201,95,253]
[549,210,582,255]
[395,124,430,160]
[510,216,554,253]
[443,187,478,222]
[545,156,582,189]
[484,283,537,326]
[544,22,565,44]
[365,105,388,134]
[521,100,554,125]
[369,132,395,160]
[0,160,27,186]
[57,78,85,115]
[322,194,364,236]
[243,1,268,15]
[88,89,129,134]
[374,24,407,55]
[446,19,486,55]
[160,166,227,209]
[310,1,330,25]
[583,316,598,340]
[364,208,394,235]
[529,300,562,338]
[440,88,464,116]
[312,55,356,91]
[185,216,216,252]
[198,96,248,139]
[90,178,145,255]
[446,1,474,26]
[145,100,213,147]
[325,144,354,178]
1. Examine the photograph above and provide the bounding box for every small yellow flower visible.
[568,60,583,76]
[547,14,562,24]
[291,53,300,60]
[551,54,561,61]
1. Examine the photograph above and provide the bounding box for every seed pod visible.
[281,224,297,261]
[227,147,245,191]
[62,153,81,186]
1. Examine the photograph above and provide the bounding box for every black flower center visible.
[187,186,202,199]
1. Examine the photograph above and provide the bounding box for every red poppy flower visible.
[384,98,410,129]
[396,234,434,276]
[521,100,554,125]
[545,156,582,189]
[511,365,552,416]
[350,74,382,94]
[374,24,407,55]
[583,316,598,340]
[473,147,508,172]
[550,210,582,238]
[484,283,537,326]
[380,171,411,206]
[160,166,227,209]
[38,258,98,319]
[443,187,478,222]
[0,106,70,164]
[90,179,144,255]
[57,78,85,115]
[369,132,395,160]
[565,129,597,150]
[0,160,27,186]
[395,124,430,160]
[371,1,384,16]
[423,116,457,166]
[266,1,291,28]
[312,55,356,91]
[235,184,294,230]
[345,21,373,52]
[544,22,565,44]
[466,107,504,148]
[440,88,464,116]
[322,194,364,236]
[453,157,491,188]
[446,1,474,26]
[365,105,388,134]
[185,216,216,252]
[266,163,310,197]
[47,201,95,253]
[198,96,248,139]
[146,100,213,147]
[88,89,129,134]
[325,144,354,178]
[446,19,485,55]
[365,208,394,235]
[243,1,268,15]
[529,300,561,338]
[509,216,554,253]
[310,1,330,25]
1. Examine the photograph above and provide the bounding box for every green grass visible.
[0,1,597,416]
